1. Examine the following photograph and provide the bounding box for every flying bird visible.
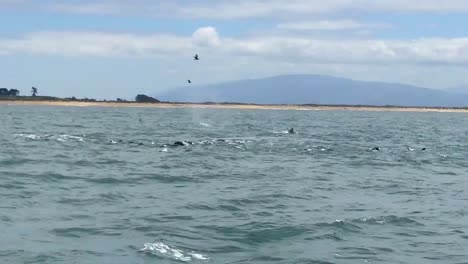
[188,80,192,84]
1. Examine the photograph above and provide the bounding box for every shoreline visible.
[1,100,468,113]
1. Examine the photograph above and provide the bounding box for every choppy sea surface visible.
[1,105,468,264]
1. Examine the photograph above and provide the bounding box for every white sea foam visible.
[274,130,290,134]
[358,217,385,224]
[274,130,299,134]
[14,133,42,140]
[140,242,209,262]
[51,135,84,142]
[14,133,84,142]
[199,122,212,127]
[199,140,212,145]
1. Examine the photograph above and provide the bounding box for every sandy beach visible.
[1,100,468,113]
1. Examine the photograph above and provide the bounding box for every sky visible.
[3,0,468,99]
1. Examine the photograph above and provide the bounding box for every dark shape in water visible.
[188,80,192,84]
[372,147,381,151]
[194,54,199,60]
[421,147,427,151]
[288,128,296,134]
[173,141,186,146]
[172,141,194,147]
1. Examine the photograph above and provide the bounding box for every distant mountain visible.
[156,74,468,107]
[446,86,468,95]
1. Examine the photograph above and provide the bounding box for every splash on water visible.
[140,242,209,262]
[199,122,212,127]
[14,133,84,142]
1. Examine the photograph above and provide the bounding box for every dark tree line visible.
[0,87,40,97]
[135,94,160,103]
[0,88,19,96]
[1,87,162,103]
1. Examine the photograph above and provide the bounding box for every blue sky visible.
[2,0,468,99]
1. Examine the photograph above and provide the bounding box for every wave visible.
[195,222,309,246]
[10,134,448,167]
[313,215,423,234]
[50,227,104,238]
[14,133,42,140]
[14,134,84,142]
[85,177,136,184]
[304,145,333,152]
[53,135,84,142]
[128,173,200,183]
[273,129,298,134]
[199,122,212,127]
[12,134,260,152]
[273,130,290,134]
[352,215,424,226]
[315,220,363,233]
[140,242,209,262]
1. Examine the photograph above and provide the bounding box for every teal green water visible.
[1,105,468,263]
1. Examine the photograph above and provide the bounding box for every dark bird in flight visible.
[188,80,192,84]
[194,54,199,60]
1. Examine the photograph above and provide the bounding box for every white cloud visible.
[277,20,390,31]
[192,27,221,47]
[2,28,468,66]
[222,36,468,65]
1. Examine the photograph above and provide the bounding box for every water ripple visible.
[2,106,468,264]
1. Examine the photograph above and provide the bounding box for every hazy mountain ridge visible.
[446,86,468,95]
[157,74,468,107]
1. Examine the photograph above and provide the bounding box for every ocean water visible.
[1,105,468,264]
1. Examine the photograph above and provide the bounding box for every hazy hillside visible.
[157,74,468,107]
[446,86,468,95]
